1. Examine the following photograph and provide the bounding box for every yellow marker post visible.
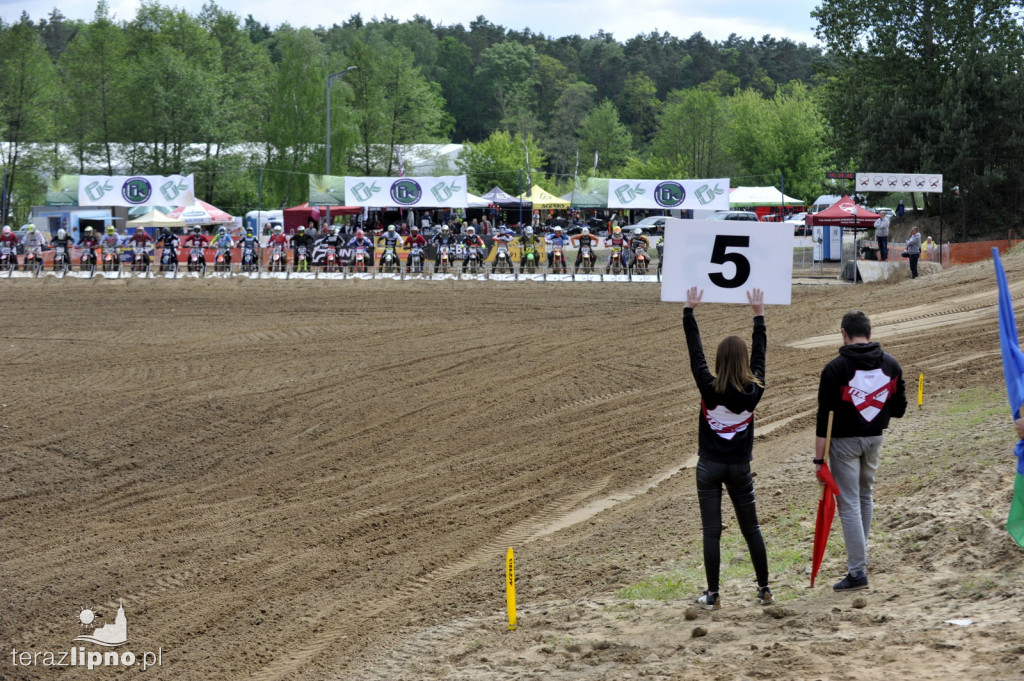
[505,547,517,631]
[918,373,924,409]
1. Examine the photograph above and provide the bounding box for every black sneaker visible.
[833,572,868,592]
[695,590,720,610]
[757,586,774,605]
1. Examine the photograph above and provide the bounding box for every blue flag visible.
[993,247,1024,548]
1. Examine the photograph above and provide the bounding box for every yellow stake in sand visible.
[506,547,517,631]
[918,373,924,409]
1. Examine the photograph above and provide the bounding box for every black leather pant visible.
[695,458,770,592]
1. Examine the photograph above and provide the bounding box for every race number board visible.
[660,218,793,305]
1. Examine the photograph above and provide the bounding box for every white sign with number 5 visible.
[660,218,793,304]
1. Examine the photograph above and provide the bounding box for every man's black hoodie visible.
[817,342,906,439]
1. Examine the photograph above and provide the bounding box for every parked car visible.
[784,212,812,236]
[626,216,667,234]
[706,211,760,221]
[873,207,895,218]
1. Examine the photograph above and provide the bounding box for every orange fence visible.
[947,239,1018,266]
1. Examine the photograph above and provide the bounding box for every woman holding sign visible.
[684,286,773,610]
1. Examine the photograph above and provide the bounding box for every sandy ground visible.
[1,255,1023,681]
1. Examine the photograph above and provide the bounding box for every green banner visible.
[569,177,609,209]
[46,175,80,206]
[309,174,346,206]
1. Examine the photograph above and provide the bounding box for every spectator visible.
[905,227,922,278]
[873,212,890,261]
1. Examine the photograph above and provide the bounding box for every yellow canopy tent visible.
[518,185,570,210]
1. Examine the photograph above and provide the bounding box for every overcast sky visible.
[5,0,823,46]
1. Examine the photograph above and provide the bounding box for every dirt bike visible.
[240,245,258,272]
[294,245,310,272]
[549,245,567,273]
[187,246,207,274]
[577,245,596,273]
[406,245,424,274]
[493,243,514,273]
[52,245,71,273]
[322,245,338,272]
[101,245,121,272]
[352,245,369,273]
[23,246,44,275]
[130,245,151,273]
[463,246,484,273]
[159,247,177,273]
[213,247,232,272]
[0,244,16,272]
[521,244,539,273]
[379,246,399,273]
[436,245,452,273]
[269,244,287,272]
[79,246,98,272]
[607,245,625,274]
[632,247,650,274]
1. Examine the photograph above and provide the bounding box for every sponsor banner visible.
[607,178,729,210]
[78,175,194,207]
[344,176,468,208]
[309,175,346,206]
[661,218,792,304]
[856,172,943,193]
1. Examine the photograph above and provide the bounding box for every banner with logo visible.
[607,178,729,210]
[78,175,195,207]
[344,175,468,208]
[856,172,943,193]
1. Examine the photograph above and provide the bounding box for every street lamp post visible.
[326,66,358,176]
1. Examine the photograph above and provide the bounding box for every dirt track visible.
[2,259,1023,681]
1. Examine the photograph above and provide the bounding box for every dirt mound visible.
[2,252,1022,680]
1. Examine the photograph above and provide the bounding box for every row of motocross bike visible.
[1,243,660,276]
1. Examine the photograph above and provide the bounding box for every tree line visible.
[0,1,1021,238]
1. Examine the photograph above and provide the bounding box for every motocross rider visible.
[605,226,629,272]
[182,226,210,267]
[571,226,601,270]
[127,228,154,268]
[237,228,260,263]
[97,225,123,268]
[77,226,101,268]
[266,224,288,263]
[628,228,651,270]
[546,225,572,268]
[1,225,20,268]
[212,226,235,267]
[51,228,75,267]
[290,225,315,269]
[402,226,428,273]
[21,225,48,269]
[462,226,485,264]
[155,228,180,271]
[518,226,545,269]
[431,224,459,268]
[378,224,403,268]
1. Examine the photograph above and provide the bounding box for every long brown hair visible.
[712,335,763,394]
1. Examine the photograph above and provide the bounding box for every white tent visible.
[127,209,185,229]
[729,186,805,207]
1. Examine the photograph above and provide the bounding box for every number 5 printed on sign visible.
[660,218,793,305]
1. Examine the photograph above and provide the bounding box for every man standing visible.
[905,226,921,278]
[815,311,907,592]
[873,211,890,261]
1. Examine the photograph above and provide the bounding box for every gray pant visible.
[829,436,883,576]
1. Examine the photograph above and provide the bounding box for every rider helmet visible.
[581,227,590,235]
[246,228,254,236]
[84,226,93,234]
[192,226,200,234]
[441,225,450,232]
[525,226,534,236]
[106,225,115,234]
[410,225,418,232]
[387,224,396,232]
[298,225,305,233]
[1,225,9,235]
[57,228,67,239]
[161,227,170,237]
[467,226,475,235]
[634,228,643,236]
[273,225,283,233]
[27,225,36,233]
[218,225,227,234]
[356,229,364,238]
[554,226,563,233]
[329,225,338,235]
[613,226,622,235]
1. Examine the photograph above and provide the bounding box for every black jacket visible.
[816,342,906,439]
[684,308,766,464]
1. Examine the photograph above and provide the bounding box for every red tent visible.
[283,203,361,233]
[806,196,881,228]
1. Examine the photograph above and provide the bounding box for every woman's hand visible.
[747,288,764,316]
[685,286,703,309]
